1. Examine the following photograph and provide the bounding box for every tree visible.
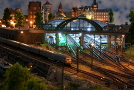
[48,13,53,21]
[35,11,43,28]
[86,84,113,90]
[25,77,47,90]
[1,63,31,90]
[109,8,114,23]
[15,11,25,29]
[3,8,11,27]
[128,10,134,45]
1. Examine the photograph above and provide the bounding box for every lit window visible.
[33,7,36,10]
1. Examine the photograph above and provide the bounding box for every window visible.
[33,7,36,10]
[30,15,32,18]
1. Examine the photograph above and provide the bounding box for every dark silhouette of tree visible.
[48,13,53,21]
[1,63,47,90]
[25,77,47,90]
[3,8,11,27]
[35,11,43,28]
[15,11,25,29]
[129,10,134,45]
[109,8,114,23]
[1,63,31,90]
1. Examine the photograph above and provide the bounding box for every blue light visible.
[87,28,91,31]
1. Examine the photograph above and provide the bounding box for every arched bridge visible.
[40,17,129,35]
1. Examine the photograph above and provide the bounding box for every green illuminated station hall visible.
[37,17,128,56]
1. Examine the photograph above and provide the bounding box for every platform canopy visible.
[43,18,108,32]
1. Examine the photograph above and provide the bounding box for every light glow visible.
[90,43,95,47]
[2,25,6,27]
[20,31,24,34]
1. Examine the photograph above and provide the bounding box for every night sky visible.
[0,0,133,25]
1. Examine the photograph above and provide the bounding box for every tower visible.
[92,0,98,9]
[58,2,62,12]
[42,0,52,23]
[28,1,41,28]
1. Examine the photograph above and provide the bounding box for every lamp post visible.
[76,47,79,73]
[30,21,33,28]
[125,43,131,65]
[61,62,64,90]
[100,35,102,55]
[122,35,125,54]
[90,43,95,71]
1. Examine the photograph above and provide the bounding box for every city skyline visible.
[0,0,134,25]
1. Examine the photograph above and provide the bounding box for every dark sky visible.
[0,0,133,25]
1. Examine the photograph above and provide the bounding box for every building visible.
[54,0,109,23]
[8,8,22,28]
[0,28,44,44]
[70,0,109,23]
[42,0,52,23]
[55,2,71,19]
[28,1,41,28]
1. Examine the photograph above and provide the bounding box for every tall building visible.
[70,0,109,23]
[8,8,22,27]
[58,2,62,12]
[42,0,52,23]
[92,0,98,9]
[28,1,41,28]
[55,2,71,19]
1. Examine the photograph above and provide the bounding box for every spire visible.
[93,0,97,4]
[58,2,62,12]
[92,0,98,9]
[44,0,51,5]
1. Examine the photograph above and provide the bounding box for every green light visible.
[29,66,32,68]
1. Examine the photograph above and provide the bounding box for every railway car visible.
[19,43,30,51]
[0,60,12,76]
[0,37,72,65]
[40,49,72,65]
[28,46,40,55]
[6,39,20,48]
[0,37,7,44]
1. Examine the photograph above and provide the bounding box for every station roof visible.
[45,18,107,32]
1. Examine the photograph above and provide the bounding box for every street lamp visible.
[76,47,79,73]
[30,21,33,28]
[10,21,16,28]
[100,35,102,55]
[122,35,125,53]
[125,43,131,65]
[90,43,95,71]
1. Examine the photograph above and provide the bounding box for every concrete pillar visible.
[55,33,59,46]
[65,33,67,46]
[79,33,84,47]
[107,35,111,49]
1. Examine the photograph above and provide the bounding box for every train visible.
[0,59,12,76]
[0,37,72,65]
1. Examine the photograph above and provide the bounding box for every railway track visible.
[1,43,134,89]
[77,57,134,89]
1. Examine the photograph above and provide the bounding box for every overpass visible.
[29,17,129,49]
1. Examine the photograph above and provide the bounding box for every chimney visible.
[125,22,128,25]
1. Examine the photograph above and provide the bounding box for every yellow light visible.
[10,21,13,24]
[122,35,125,37]
[90,43,95,47]
[2,25,6,27]
[46,36,50,38]
[86,14,92,19]
[20,31,24,34]
[30,21,32,24]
